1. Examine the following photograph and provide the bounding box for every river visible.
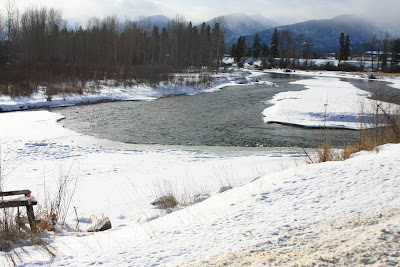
[54,73,393,149]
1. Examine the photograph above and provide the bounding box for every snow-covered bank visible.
[0,72,248,112]
[262,76,400,129]
[263,68,400,87]
[0,110,305,265]
[0,110,301,221]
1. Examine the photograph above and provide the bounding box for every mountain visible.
[137,15,171,31]
[249,14,383,52]
[252,13,277,29]
[205,13,277,45]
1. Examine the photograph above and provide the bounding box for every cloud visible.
[13,0,400,27]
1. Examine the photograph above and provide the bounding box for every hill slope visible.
[248,15,383,52]
[206,13,276,45]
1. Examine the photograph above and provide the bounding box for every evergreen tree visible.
[234,36,246,67]
[230,44,236,58]
[261,44,270,68]
[270,28,280,58]
[338,32,345,62]
[252,34,262,59]
[211,22,224,69]
[344,35,351,60]
[261,44,270,58]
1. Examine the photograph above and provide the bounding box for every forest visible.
[0,6,224,97]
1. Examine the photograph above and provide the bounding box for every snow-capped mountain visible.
[137,15,171,31]
[249,14,384,52]
[205,13,277,45]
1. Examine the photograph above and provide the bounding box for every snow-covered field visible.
[1,69,400,266]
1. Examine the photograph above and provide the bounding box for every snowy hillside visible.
[1,110,399,266]
[206,13,276,45]
[137,15,171,31]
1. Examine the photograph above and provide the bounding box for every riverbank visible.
[1,68,400,113]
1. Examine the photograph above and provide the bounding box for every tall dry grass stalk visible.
[39,163,80,229]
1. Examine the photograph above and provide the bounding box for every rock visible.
[219,185,232,193]
[369,74,376,79]
[194,194,210,203]
[151,196,179,209]
[88,217,112,232]
[98,217,112,231]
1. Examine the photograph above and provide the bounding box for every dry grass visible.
[45,85,85,101]
[0,81,39,99]
[151,177,212,211]
[0,207,56,267]
[0,163,78,266]
[316,103,400,163]
[152,180,180,209]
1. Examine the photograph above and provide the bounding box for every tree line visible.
[230,28,400,73]
[354,33,400,72]
[0,5,224,97]
[230,28,314,68]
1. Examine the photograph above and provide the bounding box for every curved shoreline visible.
[266,120,359,130]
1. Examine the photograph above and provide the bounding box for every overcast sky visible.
[12,0,400,26]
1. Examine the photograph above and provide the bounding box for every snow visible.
[262,76,368,129]
[388,78,400,90]
[262,74,400,129]
[0,68,399,265]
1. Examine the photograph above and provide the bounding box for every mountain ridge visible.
[137,13,395,52]
[244,14,386,52]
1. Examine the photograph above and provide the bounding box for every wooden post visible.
[26,204,37,233]
[25,192,37,233]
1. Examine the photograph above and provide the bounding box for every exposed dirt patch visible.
[189,208,400,266]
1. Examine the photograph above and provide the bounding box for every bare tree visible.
[279,29,292,67]
[369,34,378,71]
[380,32,391,70]
[293,33,304,66]
[303,37,314,66]
[3,0,17,41]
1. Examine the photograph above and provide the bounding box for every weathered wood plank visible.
[0,190,38,232]
[0,190,31,197]
[0,200,37,208]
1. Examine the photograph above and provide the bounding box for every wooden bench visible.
[0,190,38,232]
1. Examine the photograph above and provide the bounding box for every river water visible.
[54,73,394,149]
